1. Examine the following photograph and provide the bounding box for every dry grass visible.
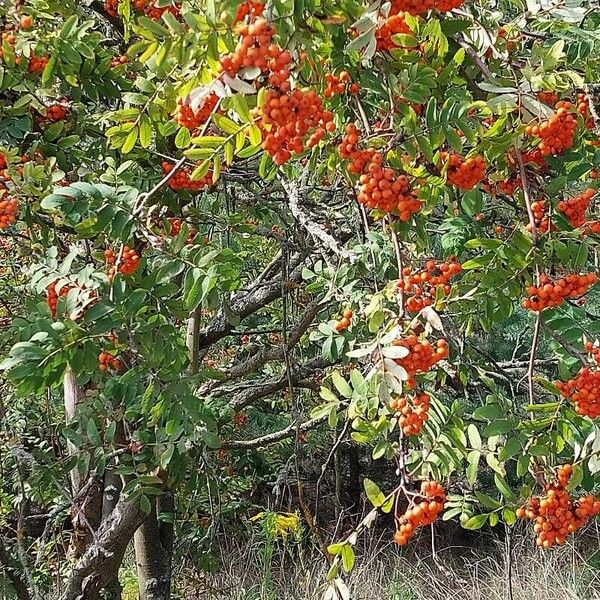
[175,524,600,600]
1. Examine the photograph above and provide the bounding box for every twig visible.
[515,148,538,244]
[315,420,350,525]
[527,312,542,406]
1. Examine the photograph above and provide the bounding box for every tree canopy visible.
[1,0,600,598]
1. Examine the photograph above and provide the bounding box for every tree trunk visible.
[64,366,103,558]
[101,420,127,600]
[61,495,147,600]
[134,490,175,600]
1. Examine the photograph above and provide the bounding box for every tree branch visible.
[280,177,357,264]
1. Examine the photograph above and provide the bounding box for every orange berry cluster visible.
[167,217,196,245]
[557,188,595,228]
[390,0,463,14]
[517,465,600,549]
[260,88,334,164]
[582,220,600,235]
[398,258,462,313]
[324,71,359,98]
[496,177,520,196]
[392,336,449,388]
[520,148,546,167]
[393,481,446,546]
[525,102,578,156]
[144,1,180,21]
[219,18,290,85]
[110,55,128,68]
[358,153,420,219]
[161,161,213,191]
[0,192,18,229]
[46,104,68,122]
[174,92,219,130]
[28,55,49,74]
[522,272,598,311]
[376,13,411,51]
[390,392,431,436]
[334,308,353,332]
[440,152,486,190]
[528,200,555,234]
[98,351,124,373]
[576,92,595,130]
[339,125,421,219]
[233,0,264,23]
[0,31,16,62]
[556,367,600,418]
[46,281,75,318]
[537,91,559,106]
[105,246,140,279]
[585,341,600,366]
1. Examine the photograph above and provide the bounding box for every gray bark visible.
[134,491,175,600]
[61,496,146,600]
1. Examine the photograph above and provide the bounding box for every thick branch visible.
[280,178,357,264]
[225,357,330,412]
[196,254,305,352]
[223,409,341,449]
[61,496,147,600]
[224,300,323,381]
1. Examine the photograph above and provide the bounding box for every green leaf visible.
[363,478,385,508]
[121,127,139,154]
[86,419,101,446]
[341,545,355,573]
[494,474,515,500]
[331,371,352,399]
[213,114,240,135]
[462,513,489,530]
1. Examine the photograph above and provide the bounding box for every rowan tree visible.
[0,0,600,599]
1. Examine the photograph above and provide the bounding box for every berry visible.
[339,125,421,219]
[161,161,215,191]
[525,101,578,156]
[527,200,555,234]
[324,71,359,97]
[557,188,595,228]
[439,152,486,190]
[376,13,411,51]
[398,257,462,313]
[517,465,600,549]
[105,246,141,280]
[45,104,68,122]
[393,481,446,546]
[0,192,18,229]
[390,392,431,436]
[174,92,219,130]
[219,18,290,84]
[99,351,124,373]
[522,272,598,311]
[20,16,33,30]
[233,1,265,24]
[46,281,75,318]
[28,55,49,74]
[259,87,334,164]
[389,0,463,15]
[334,308,353,332]
[392,336,449,388]
[110,55,128,68]
[167,217,196,245]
